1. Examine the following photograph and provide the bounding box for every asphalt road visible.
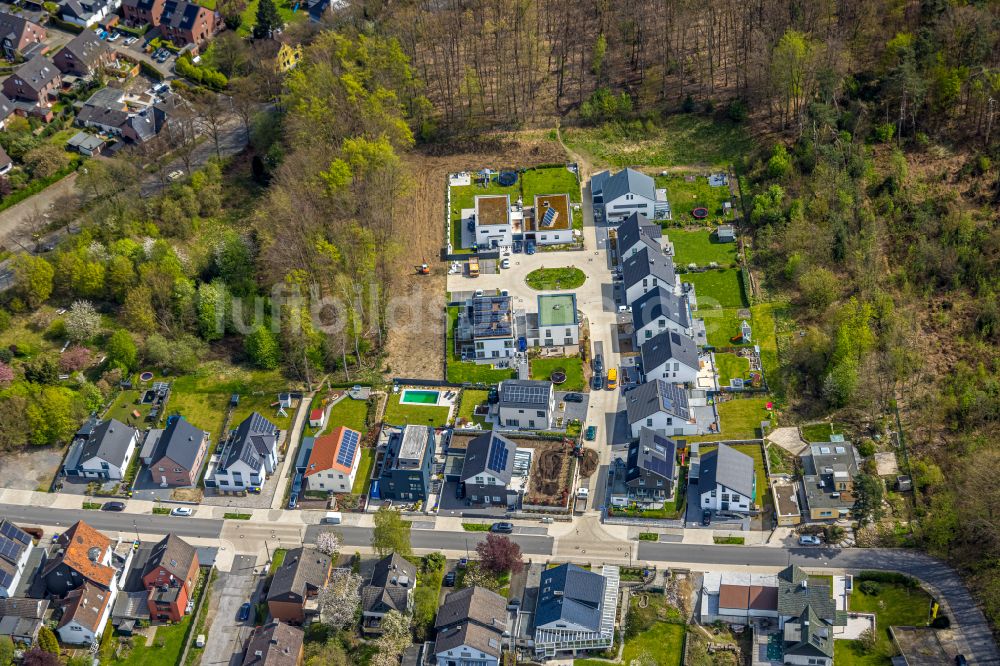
[306,524,556,556]
[0,504,224,539]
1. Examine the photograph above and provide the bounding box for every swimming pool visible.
[400,389,440,405]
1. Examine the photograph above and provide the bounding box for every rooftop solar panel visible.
[487,435,510,473]
[472,296,513,338]
[503,383,548,405]
[0,570,11,590]
[541,206,558,227]
[337,429,360,467]
[0,522,28,545]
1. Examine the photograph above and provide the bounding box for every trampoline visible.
[497,171,518,187]
[692,207,709,219]
[139,371,154,382]
[550,371,567,384]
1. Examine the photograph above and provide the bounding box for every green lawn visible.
[268,548,287,575]
[656,173,734,223]
[699,442,768,509]
[383,392,451,427]
[836,582,932,665]
[102,608,194,666]
[521,166,581,202]
[446,306,517,384]
[237,0,306,36]
[575,596,685,666]
[667,229,737,266]
[161,390,231,445]
[800,422,848,443]
[325,397,370,433]
[716,398,773,439]
[683,268,747,308]
[713,536,745,545]
[715,353,750,387]
[562,114,752,168]
[456,389,490,427]
[230,393,293,434]
[104,390,152,426]
[351,447,375,495]
[530,356,585,392]
[750,302,780,380]
[525,267,586,290]
[701,308,752,348]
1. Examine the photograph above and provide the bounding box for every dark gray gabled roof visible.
[534,563,606,632]
[461,432,515,485]
[361,553,415,614]
[640,330,699,374]
[0,93,13,120]
[79,419,136,468]
[602,168,656,203]
[617,212,662,252]
[221,412,278,472]
[153,416,206,472]
[632,286,690,331]
[57,31,109,70]
[242,621,303,666]
[622,246,676,294]
[9,56,59,94]
[498,379,552,410]
[625,380,691,425]
[434,586,507,632]
[143,534,197,583]
[434,621,503,659]
[590,170,610,197]
[627,429,676,485]
[266,547,330,603]
[783,605,834,658]
[699,443,754,499]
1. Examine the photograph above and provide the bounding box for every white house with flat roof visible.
[525,293,579,347]
[473,195,512,249]
[531,194,574,245]
[457,294,516,364]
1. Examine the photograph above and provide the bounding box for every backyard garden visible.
[834,573,933,665]
[530,357,585,392]
[655,173,735,223]
[574,593,685,666]
[382,391,451,427]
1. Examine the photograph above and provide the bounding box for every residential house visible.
[306,0,346,22]
[0,93,14,129]
[308,408,324,428]
[699,571,779,624]
[2,56,61,106]
[42,520,125,596]
[207,412,280,492]
[625,381,711,439]
[60,0,124,28]
[698,444,756,514]
[772,478,802,526]
[121,0,163,26]
[0,520,33,598]
[608,429,676,509]
[142,534,199,622]
[242,621,304,666]
[303,426,362,494]
[56,581,112,645]
[640,330,700,385]
[66,131,105,156]
[433,586,508,666]
[632,287,693,343]
[800,442,859,521]
[459,431,517,506]
[0,13,46,61]
[53,31,114,77]
[266,547,331,625]
[275,42,301,72]
[531,193,574,246]
[782,605,834,666]
[62,418,139,481]
[590,168,667,223]
[141,415,209,487]
[361,553,415,634]
[473,194,512,249]
[525,293,579,348]
[375,425,436,502]
[121,0,217,47]
[615,212,663,259]
[533,563,620,658]
[0,145,10,176]
[716,224,736,243]
[457,294,516,364]
[76,86,171,143]
[622,245,678,306]
[776,565,840,628]
[497,379,554,430]
[0,598,49,645]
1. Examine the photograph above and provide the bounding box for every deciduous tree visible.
[106,330,138,373]
[65,300,101,342]
[371,506,411,557]
[11,254,54,308]
[317,568,361,629]
[476,533,523,575]
[315,531,341,557]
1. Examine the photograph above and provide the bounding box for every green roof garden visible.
[537,294,578,327]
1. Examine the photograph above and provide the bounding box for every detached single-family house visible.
[497,379,554,430]
[615,212,663,259]
[800,442,859,521]
[525,293,579,348]
[60,0,124,28]
[622,245,678,306]
[0,93,14,129]
[62,418,139,481]
[361,553,415,634]
[609,429,677,509]
[699,443,756,514]
[0,13,46,61]
[433,586,508,666]
[625,380,702,438]
[640,331,700,385]
[242,621,304,666]
[56,581,112,645]
[533,563,620,658]
[591,168,667,223]
[632,286,693,342]
[2,56,61,106]
[53,31,114,77]
[42,520,121,596]
[303,426,362,494]
[0,520,33,599]
[457,294,516,364]
[375,425,436,502]
[776,565,842,629]
[473,194,512,249]
[141,415,209,487]
[460,431,517,507]
[142,534,199,622]
[0,598,49,645]
[782,605,834,666]
[531,193,574,246]
[266,547,331,625]
[207,412,280,492]
[308,408,324,428]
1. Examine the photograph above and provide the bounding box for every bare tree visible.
[194,91,233,161]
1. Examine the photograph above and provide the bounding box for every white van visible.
[322,512,342,525]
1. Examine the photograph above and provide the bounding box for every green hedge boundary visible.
[0,160,81,215]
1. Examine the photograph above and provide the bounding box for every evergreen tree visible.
[253,0,280,39]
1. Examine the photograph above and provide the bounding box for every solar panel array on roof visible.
[0,522,29,546]
[503,382,548,405]
[644,455,670,478]
[0,570,12,590]
[487,436,510,474]
[541,206,558,227]
[337,429,360,467]
[472,296,513,338]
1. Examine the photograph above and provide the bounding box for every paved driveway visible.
[201,555,260,666]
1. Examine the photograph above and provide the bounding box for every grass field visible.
[835,581,932,665]
[701,308,751,348]
[521,166,580,202]
[230,393,293,434]
[325,397,370,433]
[562,114,752,168]
[656,173,734,222]
[800,422,848,442]
[530,357,585,392]
[716,398,772,439]
[684,269,747,309]
[383,392,450,427]
[449,178,519,251]
[575,595,685,666]
[750,302,780,380]
[237,0,306,36]
[102,612,193,666]
[526,267,586,290]
[715,353,750,387]
[668,229,738,266]
[456,389,490,427]
[351,448,374,494]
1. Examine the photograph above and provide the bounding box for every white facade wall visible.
[535,228,574,245]
[629,411,702,439]
[78,435,137,481]
[605,193,655,223]
[435,644,500,666]
[784,655,831,666]
[0,544,32,598]
[475,223,512,248]
[700,483,752,513]
[474,336,515,363]
[634,316,692,344]
[625,275,680,307]
[528,324,579,348]
[305,467,356,493]
[643,359,699,385]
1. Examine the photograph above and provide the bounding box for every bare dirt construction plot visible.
[382,133,568,380]
[514,437,573,507]
[579,448,598,478]
[0,445,64,491]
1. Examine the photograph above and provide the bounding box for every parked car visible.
[564,393,584,403]
[701,509,712,526]
[592,354,604,375]
[170,507,193,517]
[584,425,597,441]
[490,522,514,534]
[458,557,468,568]
[443,571,456,587]
[591,374,603,391]
[467,219,475,232]
[955,656,968,666]
[124,36,138,45]
[500,258,510,269]
[237,602,252,622]
[512,240,522,253]
[287,492,298,509]
[525,239,536,255]
[798,535,822,546]
[102,501,125,512]
[168,169,184,181]
[507,598,521,610]
[247,486,261,494]
[455,484,464,499]
[107,31,121,41]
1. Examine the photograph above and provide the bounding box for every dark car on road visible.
[102,501,125,512]
[443,571,456,587]
[525,240,536,255]
[490,522,514,534]
[701,509,712,526]
[238,602,252,622]
[591,374,603,391]
[564,393,584,403]
[593,354,604,375]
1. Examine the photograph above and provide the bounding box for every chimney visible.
[254,651,263,657]
[800,580,808,589]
